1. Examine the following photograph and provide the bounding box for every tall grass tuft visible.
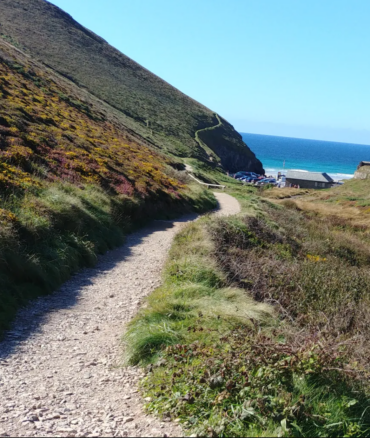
[124,217,275,365]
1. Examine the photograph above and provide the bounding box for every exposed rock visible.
[354,162,370,179]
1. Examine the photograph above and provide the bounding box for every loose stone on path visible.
[0,192,239,437]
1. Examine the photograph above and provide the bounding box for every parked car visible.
[234,171,248,179]
[234,171,259,180]
[255,178,277,186]
[251,176,265,183]
[241,176,257,183]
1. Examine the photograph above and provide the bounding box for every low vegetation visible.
[0,50,183,196]
[125,182,370,437]
[124,208,273,366]
[291,179,370,224]
[211,202,370,343]
[0,43,217,333]
[261,187,311,199]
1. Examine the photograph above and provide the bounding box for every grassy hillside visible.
[125,180,370,437]
[0,40,218,332]
[0,43,180,196]
[0,0,263,173]
[263,178,370,228]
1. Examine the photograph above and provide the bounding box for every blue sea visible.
[241,133,370,181]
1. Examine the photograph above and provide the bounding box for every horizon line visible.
[239,131,370,147]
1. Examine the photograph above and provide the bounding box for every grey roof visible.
[358,161,370,169]
[286,170,334,183]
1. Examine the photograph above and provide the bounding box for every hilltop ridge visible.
[0,0,263,173]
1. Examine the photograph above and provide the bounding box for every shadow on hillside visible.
[0,213,199,360]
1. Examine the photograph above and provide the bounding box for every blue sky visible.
[49,0,370,145]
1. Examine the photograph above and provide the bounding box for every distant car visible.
[234,172,248,179]
[255,178,277,186]
[251,176,265,183]
[241,176,256,183]
[234,171,259,180]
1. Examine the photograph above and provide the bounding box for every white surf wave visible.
[327,173,354,181]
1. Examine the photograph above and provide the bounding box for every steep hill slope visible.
[0,41,179,197]
[0,39,216,332]
[0,0,263,173]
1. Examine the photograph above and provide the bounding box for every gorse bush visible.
[0,46,218,332]
[0,50,184,199]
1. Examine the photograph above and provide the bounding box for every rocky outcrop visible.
[354,162,370,179]
[197,116,264,173]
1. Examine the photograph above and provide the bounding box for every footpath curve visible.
[194,113,222,161]
[0,192,240,438]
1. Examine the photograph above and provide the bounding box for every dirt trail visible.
[194,113,222,160]
[0,193,240,437]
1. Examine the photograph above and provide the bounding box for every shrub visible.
[143,328,370,437]
[126,193,370,436]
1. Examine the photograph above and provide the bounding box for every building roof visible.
[286,170,334,183]
[357,161,370,169]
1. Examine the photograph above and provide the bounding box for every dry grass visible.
[208,199,370,366]
[261,187,311,199]
[274,178,370,228]
[285,199,367,223]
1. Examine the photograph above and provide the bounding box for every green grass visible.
[0,182,216,334]
[141,328,370,437]
[125,187,370,437]
[124,216,274,365]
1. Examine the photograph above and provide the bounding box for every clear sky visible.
[49,0,370,145]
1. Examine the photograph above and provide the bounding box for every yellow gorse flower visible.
[306,254,327,262]
[0,58,183,197]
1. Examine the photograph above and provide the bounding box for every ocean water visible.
[241,133,370,181]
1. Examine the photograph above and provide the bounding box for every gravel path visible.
[0,193,240,438]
